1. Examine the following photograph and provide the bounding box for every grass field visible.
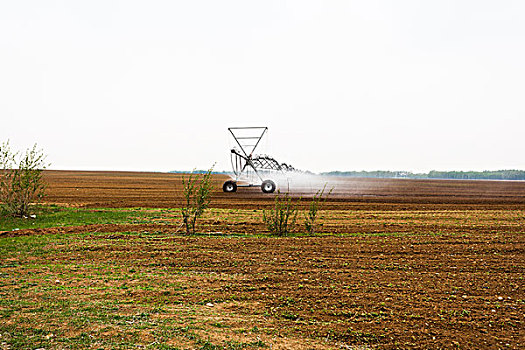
[1,171,524,349]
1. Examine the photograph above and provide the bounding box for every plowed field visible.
[42,170,525,210]
[1,170,524,349]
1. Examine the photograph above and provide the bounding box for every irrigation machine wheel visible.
[261,180,276,193]
[222,180,237,193]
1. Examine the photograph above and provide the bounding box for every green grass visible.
[0,231,270,349]
[0,205,156,231]
[0,233,267,350]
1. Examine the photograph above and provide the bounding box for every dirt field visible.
[42,170,525,210]
[2,170,524,349]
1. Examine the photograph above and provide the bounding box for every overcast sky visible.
[1,1,524,173]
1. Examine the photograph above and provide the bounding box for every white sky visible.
[1,0,524,173]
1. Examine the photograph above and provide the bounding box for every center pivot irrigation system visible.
[223,127,297,193]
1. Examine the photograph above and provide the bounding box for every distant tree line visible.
[170,170,231,175]
[170,169,525,180]
[321,170,525,180]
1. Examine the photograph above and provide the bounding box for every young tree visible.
[0,141,48,217]
[263,190,300,236]
[304,184,333,234]
[181,168,214,234]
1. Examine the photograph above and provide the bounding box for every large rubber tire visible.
[222,180,237,193]
[261,180,276,193]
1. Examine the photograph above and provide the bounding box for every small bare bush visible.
[0,141,48,218]
[263,190,299,236]
[304,184,333,234]
[181,168,213,234]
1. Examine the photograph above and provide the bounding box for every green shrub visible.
[263,190,299,236]
[181,168,213,234]
[0,141,48,218]
[304,184,333,234]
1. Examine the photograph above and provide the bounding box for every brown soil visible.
[42,170,525,210]
[5,170,525,349]
[9,224,521,349]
